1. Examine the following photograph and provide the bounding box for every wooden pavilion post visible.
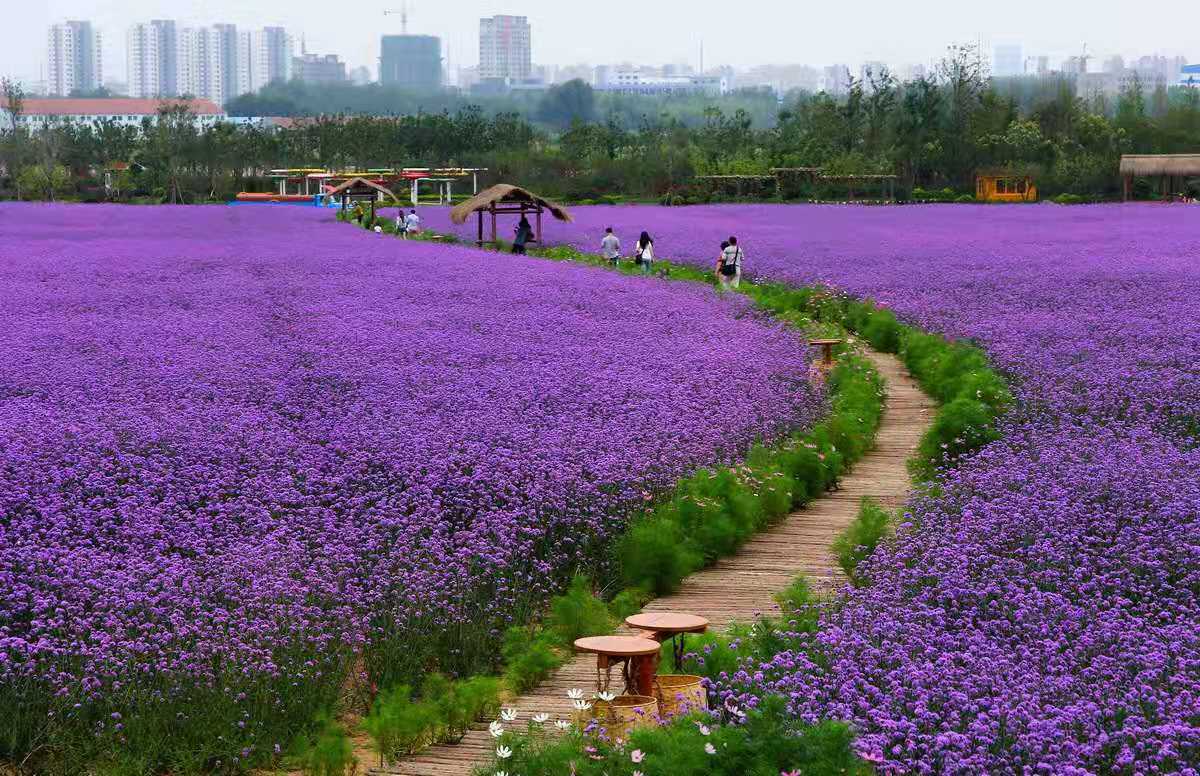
[535,204,543,244]
[477,209,484,245]
[491,204,498,244]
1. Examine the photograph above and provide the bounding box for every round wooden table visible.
[625,613,710,667]
[574,636,661,696]
[809,338,843,368]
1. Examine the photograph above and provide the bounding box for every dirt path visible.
[361,350,934,775]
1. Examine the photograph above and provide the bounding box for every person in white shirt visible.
[600,227,622,265]
[634,231,655,275]
[403,209,421,237]
[395,207,408,237]
[719,236,743,290]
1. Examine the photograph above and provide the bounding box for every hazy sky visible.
[4,0,1195,84]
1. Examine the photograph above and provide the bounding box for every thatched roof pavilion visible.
[326,177,400,210]
[1119,155,1200,200]
[450,184,572,245]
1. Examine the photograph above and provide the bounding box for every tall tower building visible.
[213,24,243,103]
[254,27,295,87]
[381,35,443,90]
[479,15,532,81]
[47,21,103,96]
[129,21,289,105]
[127,20,180,98]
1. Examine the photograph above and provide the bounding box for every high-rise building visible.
[255,27,294,86]
[212,24,243,103]
[992,44,1024,77]
[479,15,532,81]
[294,54,348,85]
[127,20,180,98]
[47,21,103,96]
[128,21,290,104]
[380,35,443,90]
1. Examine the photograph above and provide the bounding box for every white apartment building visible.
[0,98,225,131]
[479,15,532,81]
[127,20,180,99]
[47,21,103,96]
[127,21,292,105]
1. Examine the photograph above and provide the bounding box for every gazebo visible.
[325,177,400,211]
[450,184,572,246]
[1119,155,1200,201]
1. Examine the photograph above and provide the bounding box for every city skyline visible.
[5,0,1196,89]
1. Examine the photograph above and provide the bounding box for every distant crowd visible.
[350,204,749,289]
[601,227,745,289]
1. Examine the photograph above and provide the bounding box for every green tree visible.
[537,79,596,129]
[140,101,199,204]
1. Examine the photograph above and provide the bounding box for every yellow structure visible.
[975,174,1038,203]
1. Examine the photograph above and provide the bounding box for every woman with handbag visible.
[634,231,655,275]
[719,236,743,290]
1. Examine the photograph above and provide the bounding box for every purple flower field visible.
[0,204,822,765]
[431,203,1200,772]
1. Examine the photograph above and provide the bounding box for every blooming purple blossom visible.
[0,204,821,757]
[431,203,1200,772]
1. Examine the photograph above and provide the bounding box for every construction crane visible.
[383,2,411,34]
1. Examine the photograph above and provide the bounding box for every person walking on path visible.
[395,207,409,238]
[403,209,422,238]
[719,236,744,290]
[715,240,730,284]
[601,227,622,267]
[634,231,655,275]
[513,216,533,255]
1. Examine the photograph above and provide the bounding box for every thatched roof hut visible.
[327,177,400,206]
[450,184,572,245]
[1119,155,1200,200]
[450,184,572,225]
[1119,155,1200,177]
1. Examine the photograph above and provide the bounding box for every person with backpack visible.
[403,209,422,238]
[601,227,622,267]
[719,236,743,290]
[634,231,655,275]
[513,215,533,254]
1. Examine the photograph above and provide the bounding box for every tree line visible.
[3,44,1199,204]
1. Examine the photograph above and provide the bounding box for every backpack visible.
[721,247,741,276]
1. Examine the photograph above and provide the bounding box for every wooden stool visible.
[625,613,709,668]
[574,636,662,696]
[809,338,843,368]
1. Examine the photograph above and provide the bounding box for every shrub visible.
[861,307,901,353]
[288,711,356,776]
[607,587,650,620]
[774,575,823,637]
[914,397,1000,479]
[360,673,501,764]
[501,626,564,694]
[546,575,613,646]
[832,498,892,585]
[618,517,699,596]
[362,686,437,763]
[474,696,869,776]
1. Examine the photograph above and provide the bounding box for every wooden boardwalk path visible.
[361,351,934,776]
